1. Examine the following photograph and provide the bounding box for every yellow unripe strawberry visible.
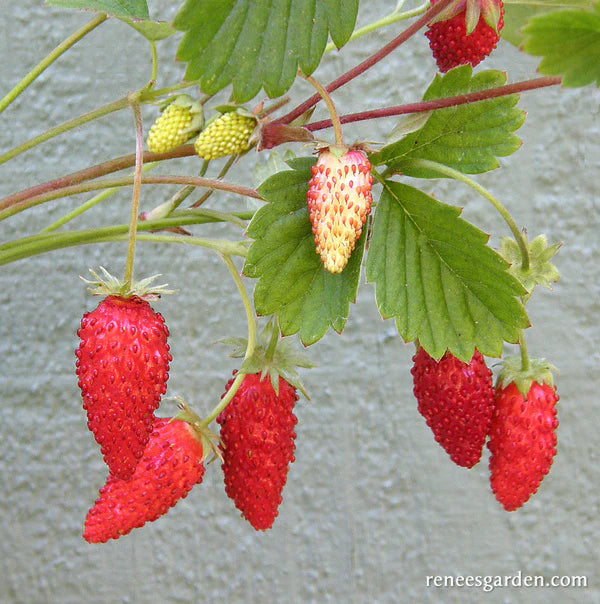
[147,95,203,154]
[194,111,257,160]
[307,149,374,274]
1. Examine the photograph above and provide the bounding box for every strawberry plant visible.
[0,0,597,544]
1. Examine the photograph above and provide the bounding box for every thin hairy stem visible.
[0,13,107,114]
[304,76,563,132]
[201,254,257,426]
[276,0,454,125]
[402,159,530,271]
[123,100,144,286]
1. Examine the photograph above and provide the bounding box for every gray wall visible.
[0,1,598,602]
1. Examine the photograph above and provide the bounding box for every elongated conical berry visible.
[217,371,298,530]
[425,0,504,73]
[194,111,257,160]
[411,347,494,468]
[306,149,373,273]
[76,295,171,480]
[83,418,205,543]
[488,381,558,511]
[147,96,202,153]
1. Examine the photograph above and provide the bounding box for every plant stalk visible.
[0,13,107,115]
[200,254,257,427]
[276,0,454,126]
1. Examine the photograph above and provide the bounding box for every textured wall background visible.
[0,1,598,602]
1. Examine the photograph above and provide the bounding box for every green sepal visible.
[81,266,175,300]
[162,94,205,135]
[500,234,561,303]
[497,355,558,397]
[220,320,315,399]
[170,399,223,464]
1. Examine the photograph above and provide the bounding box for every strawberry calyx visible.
[158,94,205,136]
[429,0,503,34]
[219,320,315,399]
[82,266,174,301]
[171,400,223,464]
[500,234,561,303]
[496,355,557,397]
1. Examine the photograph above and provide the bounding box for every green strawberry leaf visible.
[365,181,529,362]
[521,6,600,87]
[243,159,365,346]
[174,0,358,103]
[370,66,525,177]
[45,0,149,19]
[502,0,595,48]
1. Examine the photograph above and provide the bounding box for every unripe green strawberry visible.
[307,148,373,273]
[194,111,257,160]
[147,95,203,154]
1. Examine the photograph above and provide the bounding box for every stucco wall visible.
[0,1,598,602]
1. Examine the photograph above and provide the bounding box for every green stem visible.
[0,220,250,266]
[301,72,344,147]
[264,317,280,362]
[201,254,257,427]
[40,162,158,233]
[123,100,144,286]
[0,95,132,166]
[149,41,158,83]
[0,13,107,115]
[401,159,530,271]
[191,154,237,208]
[0,174,263,220]
[519,330,531,373]
[324,1,429,53]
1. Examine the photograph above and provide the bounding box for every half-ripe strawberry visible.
[488,380,558,511]
[76,272,172,480]
[307,148,373,273]
[425,0,504,73]
[411,347,494,468]
[217,371,299,531]
[83,416,212,543]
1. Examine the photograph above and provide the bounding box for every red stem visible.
[275,0,454,126]
[304,76,563,132]
[0,145,197,212]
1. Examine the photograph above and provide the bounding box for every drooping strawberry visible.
[411,347,494,468]
[194,109,257,160]
[306,148,373,274]
[216,322,311,530]
[488,358,558,511]
[146,95,204,154]
[218,372,298,531]
[425,0,504,73]
[83,411,218,543]
[75,269,172,480]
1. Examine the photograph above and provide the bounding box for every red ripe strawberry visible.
[488,381,558,511]
[76,295,171,480]
[83,417,206,543]
[411,347,494,468]
[217,371,298,530]
[425,0,504,73]
[307,148,373,274]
